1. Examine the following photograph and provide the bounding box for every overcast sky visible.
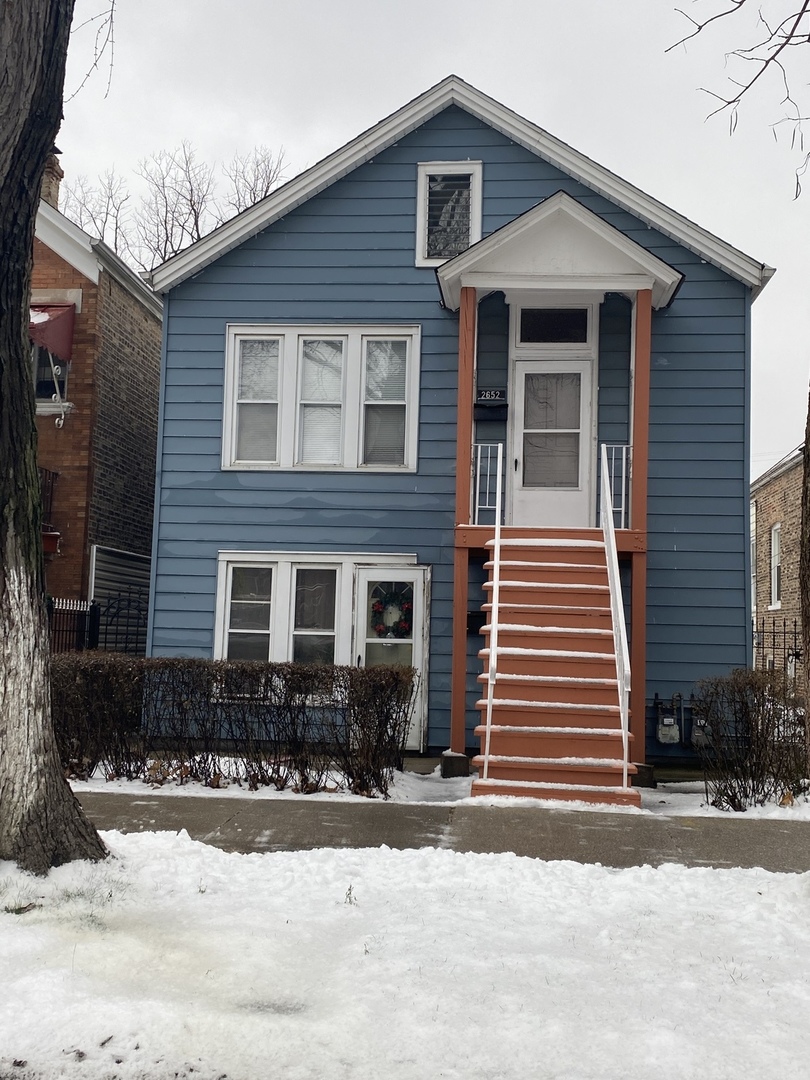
[59,0,810,474]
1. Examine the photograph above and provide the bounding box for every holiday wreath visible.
[371,586,413,639]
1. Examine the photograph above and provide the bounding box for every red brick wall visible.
[32,239,98,599]
[90,270,161,556]
[31,241,162,601]
[752,454,802,663]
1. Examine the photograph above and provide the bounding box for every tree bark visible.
[801,388,810,765]
[0,0,106,873]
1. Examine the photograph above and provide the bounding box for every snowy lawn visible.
[2,831,810,1080]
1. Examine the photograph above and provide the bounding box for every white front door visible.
[354,567,428,751]
[509,359,595,527]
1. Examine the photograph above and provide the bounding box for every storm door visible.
[509,359,595,526]
[354,567,428,751]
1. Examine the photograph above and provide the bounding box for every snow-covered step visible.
[471,754,634,788]
[480,646,617,679]
[474,726,627,759]
[475,696,620,730]
[470,776,641,807]
[486,626,613,648]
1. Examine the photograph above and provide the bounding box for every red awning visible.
[29,304,75,362]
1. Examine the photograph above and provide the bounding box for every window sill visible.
[36,401,75,416]
[223,462,417,473]
[768,602,782,611]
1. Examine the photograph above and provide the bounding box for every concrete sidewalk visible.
[76,790,810,873]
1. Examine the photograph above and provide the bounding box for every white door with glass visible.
[355,567,427,751]
[509,359,595,527]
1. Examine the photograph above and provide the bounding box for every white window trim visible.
[510,298,599,361]
[750,500,757,615]
[214,551,419,665]
[223,324,421,472]
[415,160,483,268]
[769,522,782,610]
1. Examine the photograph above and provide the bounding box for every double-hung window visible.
[770,523,781,609]
[416,161,482,266]
[224,325,420,471]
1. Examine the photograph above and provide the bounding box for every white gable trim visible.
[35,201,162,319]
[149,75,774,296]
[35,200,98,283]
[436,191,684,310]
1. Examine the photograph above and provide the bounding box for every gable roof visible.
[437,190,684,311]
[149,75,774,297]
[36,200,162,320]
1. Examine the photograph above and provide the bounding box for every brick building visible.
[31,161,162,647]
[750,446,803,674]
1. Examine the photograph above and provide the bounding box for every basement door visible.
[354,566,428,751]
[509,359,596,527]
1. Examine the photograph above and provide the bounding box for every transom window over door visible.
[416,161,482,266]
[223,325,421,471]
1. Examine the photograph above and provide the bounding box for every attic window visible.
[416,161,482,266]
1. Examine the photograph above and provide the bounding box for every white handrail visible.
[482,442,504,781]
[600,443,631,789]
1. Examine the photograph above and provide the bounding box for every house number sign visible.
[475,388,507,404]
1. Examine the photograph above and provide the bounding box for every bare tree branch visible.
[63,142,286,270]
[221,146,286,216]
[66,2,116,101]
[670,1,810,190]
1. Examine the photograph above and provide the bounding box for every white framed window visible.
[511,301,598,360]
[215,551,429,749]
[770,523,781,609]
[223,325,421,471]
[416,161,482,267]
[215,551,422,665]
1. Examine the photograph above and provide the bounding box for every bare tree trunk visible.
[0,0,106,873]
[801,388,810,767]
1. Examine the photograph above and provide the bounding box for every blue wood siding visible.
[151,104,752,751]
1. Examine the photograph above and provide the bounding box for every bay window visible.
[223,325,420,470]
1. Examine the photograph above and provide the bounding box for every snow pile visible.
[1,832,810,1079]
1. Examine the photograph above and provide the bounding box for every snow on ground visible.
[71,766,810,820]
[0,832,809,1080]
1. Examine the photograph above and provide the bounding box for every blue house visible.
[148,77,773,805]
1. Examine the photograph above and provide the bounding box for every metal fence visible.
[753,616,803,678]
[48,590,149,656]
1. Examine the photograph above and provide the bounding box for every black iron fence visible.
[753,615,803,677]
[48,590,149,656]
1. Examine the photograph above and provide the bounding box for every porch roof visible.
[436,191,684,312]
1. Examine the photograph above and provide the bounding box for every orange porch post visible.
[630,289,652,762]
[450,286,477,753]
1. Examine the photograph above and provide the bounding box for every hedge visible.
[51,654,418,799]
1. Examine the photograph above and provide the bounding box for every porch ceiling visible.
[437,190,683,312]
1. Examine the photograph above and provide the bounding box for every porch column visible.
[630,289,652,762]
[450,286,477,753]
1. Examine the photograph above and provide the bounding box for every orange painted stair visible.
[472,533,639,808]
